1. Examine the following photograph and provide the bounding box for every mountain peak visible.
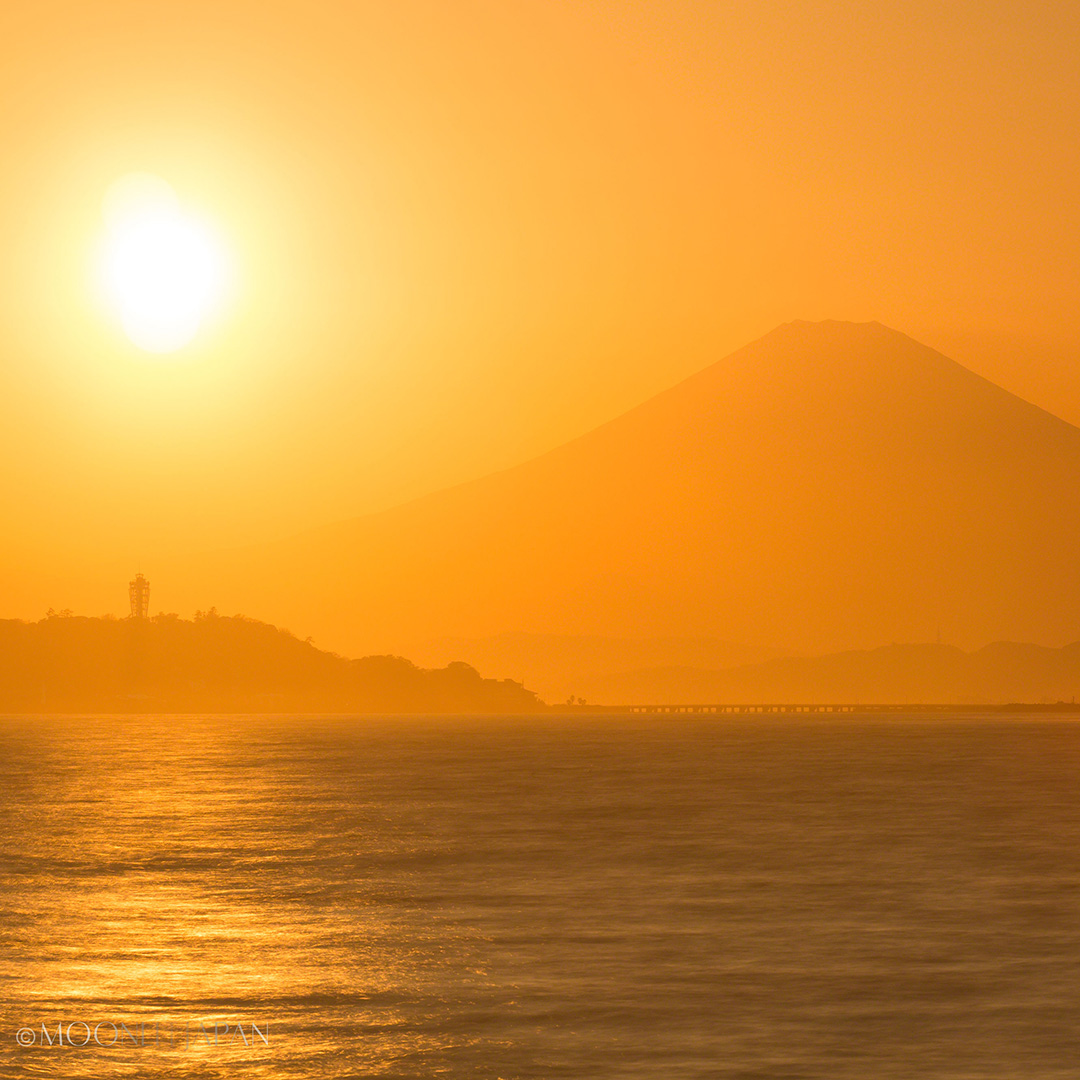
[781,317,885,330]
[760,318,947,359]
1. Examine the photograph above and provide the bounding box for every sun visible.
[97,173,231,354]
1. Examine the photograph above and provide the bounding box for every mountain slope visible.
[172,321,1080,663]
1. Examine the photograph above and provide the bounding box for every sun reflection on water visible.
[0,716,491,1077]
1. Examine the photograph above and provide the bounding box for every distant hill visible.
[170,321,1080,675]
[401,633,783,704]
[0,612,541,713]
[586,641,1080,705]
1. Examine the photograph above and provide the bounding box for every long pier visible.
[627,703,911,714]
[552,702,1080,715]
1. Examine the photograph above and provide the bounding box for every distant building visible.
[129,574,150,619]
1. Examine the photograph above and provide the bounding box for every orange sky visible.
[1,1,1078,619]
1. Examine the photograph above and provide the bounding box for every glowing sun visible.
[98,173,230,354]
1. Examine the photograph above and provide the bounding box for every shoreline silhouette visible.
[6,610,1080,713]
[0,610,541,714]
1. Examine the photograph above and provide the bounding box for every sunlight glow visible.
[98,173,230,354]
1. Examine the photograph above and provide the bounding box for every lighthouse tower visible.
[129,573,150,619]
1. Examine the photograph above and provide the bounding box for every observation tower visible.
[129,573,150,619]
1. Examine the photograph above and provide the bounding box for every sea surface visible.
[0,713,1078,1079]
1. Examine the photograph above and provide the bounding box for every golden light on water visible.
[97,173,231,354]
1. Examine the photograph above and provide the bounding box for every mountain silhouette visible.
[172,320,1080,683]
[585,641,1080,706]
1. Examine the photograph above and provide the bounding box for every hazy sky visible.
[1,1,1078,613]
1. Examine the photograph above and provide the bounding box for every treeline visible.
[0,611,542,713]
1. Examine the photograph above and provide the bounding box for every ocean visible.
[0,714,1077,1078]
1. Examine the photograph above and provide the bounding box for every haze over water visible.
[1,714,1078,1079]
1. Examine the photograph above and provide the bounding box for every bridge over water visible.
[553,702,1080,715]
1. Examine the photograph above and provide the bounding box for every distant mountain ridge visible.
[585,640,1080,705]
[170,321,1080,682]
